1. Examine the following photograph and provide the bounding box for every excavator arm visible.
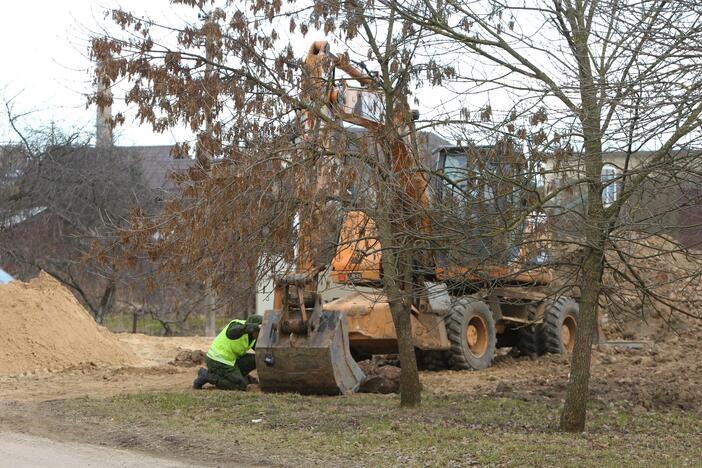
[255,41,394,395]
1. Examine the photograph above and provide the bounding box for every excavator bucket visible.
[255,308,365,395]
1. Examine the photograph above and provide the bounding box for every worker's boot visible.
[192,367,209,389]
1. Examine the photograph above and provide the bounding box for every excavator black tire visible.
[447,299,496,370]
[516,303,539,357]
[540,297,579,354]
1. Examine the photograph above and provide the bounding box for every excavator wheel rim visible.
[466,315,488,357]
[561,316,576,352]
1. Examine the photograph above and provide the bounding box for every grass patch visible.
[64,391,701,466]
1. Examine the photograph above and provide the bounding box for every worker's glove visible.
[244,315,263,334]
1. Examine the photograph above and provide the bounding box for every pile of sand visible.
[0,272,141,374]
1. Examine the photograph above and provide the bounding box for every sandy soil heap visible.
[0,272,141,374]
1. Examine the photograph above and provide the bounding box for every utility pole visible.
[95,60,116,325]
[95,61,113,149]
[203,14,217,337]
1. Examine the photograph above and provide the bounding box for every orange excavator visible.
[255,41,579,395]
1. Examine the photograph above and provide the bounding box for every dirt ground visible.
[0,334,211,402]
[3,261,699,412]
[1,326,700,416]
[424,333,702,414]
[0,327,699,466]
[0,273,141,374]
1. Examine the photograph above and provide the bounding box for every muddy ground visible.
[424,333,702,414]
[1,327,700,414]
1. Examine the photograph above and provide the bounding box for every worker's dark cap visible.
[245,315,263,327]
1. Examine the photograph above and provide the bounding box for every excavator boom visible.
[255,42,371,395]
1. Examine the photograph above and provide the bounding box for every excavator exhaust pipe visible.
[255,285,365,395]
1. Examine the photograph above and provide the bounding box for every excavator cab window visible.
[438,146,497,209]
[442,151,469,198]
[338,85,385,125]
[435,144,534,266]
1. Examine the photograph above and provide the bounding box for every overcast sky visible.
[0,1,527,149]
[0,1,184,146]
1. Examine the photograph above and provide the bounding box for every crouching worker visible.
[193,315,262,390]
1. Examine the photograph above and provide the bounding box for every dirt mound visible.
[0,272,140,374]
[170,349,206,367]
[552,232,702,341]
[357,359,400,394]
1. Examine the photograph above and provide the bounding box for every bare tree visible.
[90,0,467,405]
[383,0,702,430]
[90,0,577,407]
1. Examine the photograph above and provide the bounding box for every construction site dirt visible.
[0,315,698,468]
[0,268,700,466]
[0,270,700,410]
[0,326,698,415]
[0,327,699,467]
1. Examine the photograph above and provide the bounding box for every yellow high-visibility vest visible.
[206,320,256,366]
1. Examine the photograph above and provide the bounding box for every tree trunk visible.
[378,218,422,407]
[373,109,422,407]
[559,242,604,431]
[559,15,607,430]
[388,296,422,407]
[559,134,606,431]
[95,279,116,325]
[247,286,257,317]
[205,278,217,336]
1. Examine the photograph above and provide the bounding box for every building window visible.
[601,164,619,207]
